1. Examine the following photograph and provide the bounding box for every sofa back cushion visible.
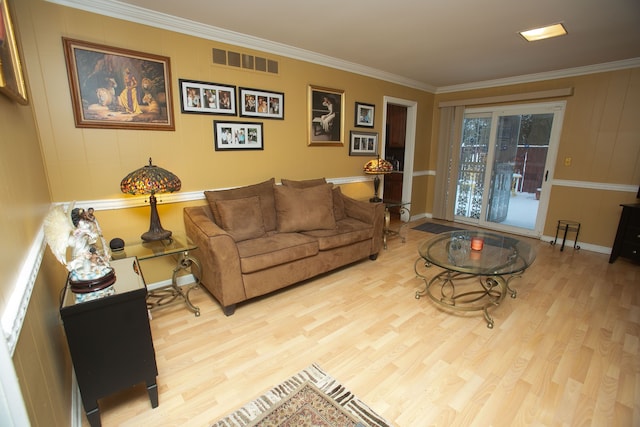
[215,196,266,242]
[280,177,327,188]
[281,177,346,220]
[273,183,336,232]
[205,178,277,232]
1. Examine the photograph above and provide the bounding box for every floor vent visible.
[212,48,278,74]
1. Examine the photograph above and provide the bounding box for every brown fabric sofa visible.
[183,178,384,315]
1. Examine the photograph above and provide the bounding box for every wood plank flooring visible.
[86,220,640,427]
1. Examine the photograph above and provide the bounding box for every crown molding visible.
[45,0,435,92]
[436,58,640,94]
[44,2,640,96]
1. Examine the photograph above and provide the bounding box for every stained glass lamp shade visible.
[120,158,181,242]
[363,156,394,202]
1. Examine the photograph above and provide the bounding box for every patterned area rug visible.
[413,221,464,234]
[211,364,392,427]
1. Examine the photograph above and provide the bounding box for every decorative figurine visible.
[44,204,116,295]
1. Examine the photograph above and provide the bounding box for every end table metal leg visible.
[383,208,390,250]
[172,253,201,316]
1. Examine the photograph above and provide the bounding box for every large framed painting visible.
[179,79,236,115]
[308,85,344,146]
[62,38,175,130]
[0,0,28,104]
[213,120,264,151]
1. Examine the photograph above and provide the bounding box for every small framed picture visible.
[239,87,284,119]
[179,79,236,115]
[213,121,264,151]
[349,131,378,156]
[354,102,375,128]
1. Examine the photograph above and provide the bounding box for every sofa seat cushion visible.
[301,218,373,251]
[237,232,319,274]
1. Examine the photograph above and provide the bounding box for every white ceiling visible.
[52,0,640,92]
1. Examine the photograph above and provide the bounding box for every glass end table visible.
[382,199,411,249]
[114,232,201,316]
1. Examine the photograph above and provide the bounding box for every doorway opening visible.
[381,96,417,222]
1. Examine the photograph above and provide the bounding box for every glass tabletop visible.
[119,232,197,261]
[418,230,536,275]
[382,199,411,208]
[61,257,145,308]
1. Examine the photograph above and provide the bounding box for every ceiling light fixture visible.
[519,23,567,42]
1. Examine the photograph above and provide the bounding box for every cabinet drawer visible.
[620,243,640,261]
[623,226,640,244]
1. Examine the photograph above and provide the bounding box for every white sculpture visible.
[44,204,114,290]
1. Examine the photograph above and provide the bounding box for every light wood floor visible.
[87,220,640,427]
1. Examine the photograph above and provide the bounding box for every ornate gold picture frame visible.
[0,0,28,104]
[308,85,344,146]
[63,38,175,130]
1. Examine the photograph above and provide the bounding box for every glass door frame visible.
[454,101,566,237]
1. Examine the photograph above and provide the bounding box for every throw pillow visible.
[215,196,266,242]
[281,178,345,220]
[205,178,277,231]
[274,184,336,232]
[280,178,327,188]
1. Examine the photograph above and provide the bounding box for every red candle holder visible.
[471,236,484,251]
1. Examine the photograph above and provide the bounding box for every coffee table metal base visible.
[414,258,521,328]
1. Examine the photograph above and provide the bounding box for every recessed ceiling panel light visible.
[519,23,567,42]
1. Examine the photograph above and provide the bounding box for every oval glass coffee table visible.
[414,230,536,328]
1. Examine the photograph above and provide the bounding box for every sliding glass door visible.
[454,102,565,236]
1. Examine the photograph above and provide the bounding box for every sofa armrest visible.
[342,196,385,255]
[183,206,247,312]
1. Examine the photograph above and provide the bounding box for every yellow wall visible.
[0,1,72,422]
[13,253,72,426]
[16,0,434,241]
[433,69,640,247]
[4,0,639,424]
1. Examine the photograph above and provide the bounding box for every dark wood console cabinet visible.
[609,203,640,263]
[60,257,158,427]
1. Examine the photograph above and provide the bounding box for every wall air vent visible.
[212,48,227,65]
[212,48,279,74]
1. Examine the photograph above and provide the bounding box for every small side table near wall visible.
[114,232,202,316]
[382,199,411,249]
[551,219,581,251]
